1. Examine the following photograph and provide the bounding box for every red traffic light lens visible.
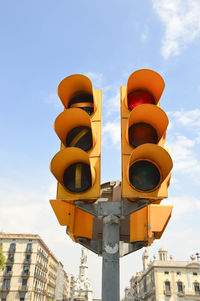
[129,160,160,191]
[63,162,92,193]
[66,126,92,152]
[128,90,155,110]
[129,122,158,148]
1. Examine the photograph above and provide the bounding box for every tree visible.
[0,242,5,271]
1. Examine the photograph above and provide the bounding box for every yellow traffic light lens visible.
[68,93,94,115]
[129,122,158,148]
[66,126,92,151]
[63,162,92,193]
[129,160,160,191]
[128,90,155,110]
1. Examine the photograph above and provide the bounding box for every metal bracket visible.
[119,241,145,257]
[78,238,102,255]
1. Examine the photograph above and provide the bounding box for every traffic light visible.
[130,204,173,246]
[50,74,102,202]
[121,69,173,201]
[50,199,93,242]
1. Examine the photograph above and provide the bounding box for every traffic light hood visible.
[54,108,92,145]
[127,69,165,105]
[128,104,169,143]
[50,147,96,188]
[128,144,173,185]
[57,74,94,108]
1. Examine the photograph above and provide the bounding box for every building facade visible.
[125,248,200,301]
[0,233,74,301]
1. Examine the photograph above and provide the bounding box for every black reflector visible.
[129,122,158,148]
[66,126,92,151]
[63,162,92,193]
[129,160,160,191]
[68,94,94,115]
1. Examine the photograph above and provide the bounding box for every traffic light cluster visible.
[121,69,173,201]
[120,69,173,245]
[50,70,173,246]
[50,74,101,202]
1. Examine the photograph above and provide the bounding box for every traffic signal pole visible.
[76,181,149,301]
[102,214,120,301]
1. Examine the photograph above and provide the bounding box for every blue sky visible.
[1,0,200,298]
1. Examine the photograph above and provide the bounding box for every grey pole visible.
[102,214,120,301]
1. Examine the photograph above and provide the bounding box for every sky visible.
[0,0,200,299]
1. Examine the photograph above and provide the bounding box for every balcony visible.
[37,250,48,262]
[1,286,10,291]
[164,290,171,296]
[21,271,30,277]
[3,271,12,277]
[48,280,56,288]
[25,247,32,253]
[18,285,29,291]
[34,271,47,283]
[177,291,185,297]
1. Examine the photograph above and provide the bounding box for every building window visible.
[22,266,30,275]
[26,243,32,252]
[164,271,169,274]
[7,253,14,263]
[5,265,12,275]
[194,282,200,294]
[165,281,171,293]
[9,243,16,252]
[177,281,184,293]
[3,278,10,290]
[177,272,181,275]
[193,272,198,276]
[25,254,31,263]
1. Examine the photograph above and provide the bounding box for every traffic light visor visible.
[57,74,94,110]
[54,108,94,151]
[50,147,96,191]
[128,144,173,189]
[128,104,168,147]
[127,69,165,105]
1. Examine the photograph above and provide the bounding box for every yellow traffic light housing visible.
[50,200,93,242]
[50,74,102,202]
[121,69,173,201]
[130,204,173,245]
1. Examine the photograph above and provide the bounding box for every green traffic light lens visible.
[63,162,92,193]
[66,126,92,151]
[129,160,160,191]
[129,122,158,148]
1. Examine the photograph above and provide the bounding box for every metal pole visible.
[102,214,120,301]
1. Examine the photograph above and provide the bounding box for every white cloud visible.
[165,195,200,219]
[44,92,63,109]
[169,109,200,128]
[85,72,103,89]
[168,133,200,173]
[152,0,200,59]
[167,109,200,175]
[103,90,120,116]
[102,119,121,146]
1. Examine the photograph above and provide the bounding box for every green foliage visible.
[0,243,5,271]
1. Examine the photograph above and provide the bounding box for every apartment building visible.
[0,233,74,301]
[125,247,200,301]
